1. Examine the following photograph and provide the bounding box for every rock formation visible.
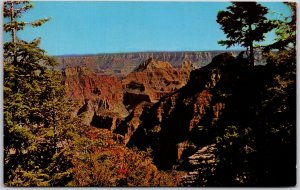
[179,144,218,186]
[122,58,193,109]
[63,58,193,132]
[62,50,295,186]
[63,66,128,130]
[121,53,237,175]
[63,53,244,176]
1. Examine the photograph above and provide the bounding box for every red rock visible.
[125,53,235,170]
[62,57,193,132]
[63,66,128,129]
[122,59,193,107]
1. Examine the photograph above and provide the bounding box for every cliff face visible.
[62,50,295,186]
[122,58,193,109]
[63,66,128,130]
[63,58,193,131]
[62,53,263,174]
[119,53,236,169]
[55,51,266,75]
[119,51,295,186]
[121,53,266,179]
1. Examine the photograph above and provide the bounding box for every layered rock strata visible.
[63,66,128,130]
[123,53,236,171]
[63,58,193,132]
[122,58,193,109]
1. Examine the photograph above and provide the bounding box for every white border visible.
[0,0,298,190]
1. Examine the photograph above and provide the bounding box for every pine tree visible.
[217,2,274,66]
[259,3,296,185]
[4,1,81,186]
[212,3,296,186]
[4,1,50,43]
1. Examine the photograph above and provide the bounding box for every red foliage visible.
[69,127,185,186]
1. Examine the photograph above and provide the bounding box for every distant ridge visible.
[55,50,265,75]
[53,50,245,57]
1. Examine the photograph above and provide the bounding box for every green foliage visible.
[209,3,296,186]
[217,2,274,65]
[264,2,296,53]
[216,125,239,146]
[4,1,184,187]
[262,2,296,132]
[4,1,82,186]
[4,1,50,42]
[3,39,82,186]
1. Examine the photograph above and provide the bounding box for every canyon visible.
[62,56,194,131]
[61,52,236,185]
[58,50,264,142]
[58,50,293,186]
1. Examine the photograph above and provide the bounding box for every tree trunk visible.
[10,2,16,43]
[52,110,58,155]
[249,42,254,67]
[248,23,254,67]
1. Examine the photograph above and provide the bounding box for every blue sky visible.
[4,1,292,56]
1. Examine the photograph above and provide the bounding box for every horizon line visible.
[52,49,246,57]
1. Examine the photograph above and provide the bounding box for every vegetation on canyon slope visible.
[3,1,296,187]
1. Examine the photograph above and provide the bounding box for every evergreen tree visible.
[217,2,274,66]
[4,1,50,43]
[4,1,81,186]
[212,3,296,186]
[259,3,296,185]
[264,2,296,55]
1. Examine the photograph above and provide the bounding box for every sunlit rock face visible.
[118,53,244,183]
[63,66,128,130]
[122,58,193,109]
[62,57,193,131]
